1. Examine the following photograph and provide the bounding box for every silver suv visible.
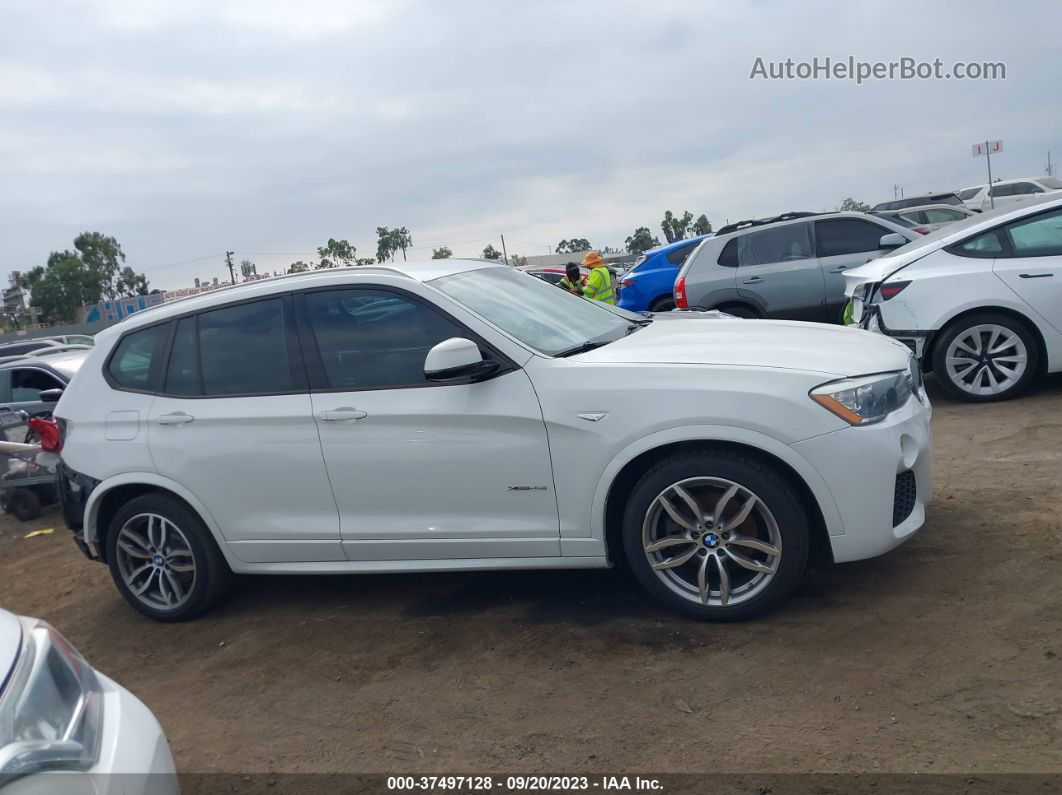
[674,212,917,322]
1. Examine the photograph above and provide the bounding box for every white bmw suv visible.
[845,195,1062,401]
[52,261,931,622]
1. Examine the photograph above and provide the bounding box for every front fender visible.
[83,471,240,569]
[588,424,846,544]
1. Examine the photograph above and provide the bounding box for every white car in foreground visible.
[0,610,176,793]
[52,261,931,621]
[845,195,1062,402]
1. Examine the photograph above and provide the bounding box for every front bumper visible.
[857,303,931,360]
[4,674,177,795]
[793,391,933,563]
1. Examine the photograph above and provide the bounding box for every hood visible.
[0,609,22,695]
[575,317,912,377]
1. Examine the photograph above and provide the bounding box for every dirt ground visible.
[1,377,1060,782]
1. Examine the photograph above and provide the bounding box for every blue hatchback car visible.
[617,235,712,313]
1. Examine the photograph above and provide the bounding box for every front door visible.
[147,298,343,563]
[735,221,825,320]
[296,287,559,562]
[814,218,900,321]
[993,207,1062,334]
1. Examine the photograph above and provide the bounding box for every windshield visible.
[430,266,645,356]
[957,187,982,200]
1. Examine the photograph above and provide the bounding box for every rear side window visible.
[717,239,739,267]
[666,243,696,265]
[738,223,813,266]
[816,219,892,256]
[196,299,297,396]
[107,324,168,391]
[10,369,63,402]
[989,183,1016,198]
[923,208,967,223]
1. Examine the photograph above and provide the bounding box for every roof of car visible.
[643,234,713,255]
[888,204,974,215]
[0,349,90,378]
[109,259,502,333]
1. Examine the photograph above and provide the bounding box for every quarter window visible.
[956,230,1004,256]
[1004,209,1062,257]
[303,289,467,390]
[816,219,892,257]
[108,324,168,391]
[717,239,739,267]
[666,243,696,265]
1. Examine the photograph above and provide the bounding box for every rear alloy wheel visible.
[622,452,808,621]
[107,493,232,621]
[932,313,1038,402]
[649,296,676,313]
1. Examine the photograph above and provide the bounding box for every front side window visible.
[738,223,813,266]
[816,219,891,257]
[303,289,466,390]
[989,183,1015,198]
[197,299,296,396]
[430,267,639,356]
[108,324,168,391]
[10,369,63,402]
[1004,209,1062,257]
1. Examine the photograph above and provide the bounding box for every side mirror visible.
[424,338,498,382]
[39,388,64,403]
[879,233,907,250]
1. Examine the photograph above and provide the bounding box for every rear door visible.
[814,217,900,320]
[735,221,825,320]
[992,207,1062,334]
[147,296,343,563]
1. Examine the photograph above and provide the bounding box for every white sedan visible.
[845,195,1062,401]
[0,609,177,794]
[55,260,931,621]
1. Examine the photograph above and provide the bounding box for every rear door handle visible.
[742,277,764,284]
[157,412,195,426]
[829,266,848,273]
[1019,273,1053,278]
[318,408,368,422]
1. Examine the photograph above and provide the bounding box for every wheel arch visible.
[929,304,1049,376]
[595,431,841,570]
[84,472,237,567]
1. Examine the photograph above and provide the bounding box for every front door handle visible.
[157,412,195,426]
[318,407,368,422]
[742,276,764,284]
[1019,273,1053,278]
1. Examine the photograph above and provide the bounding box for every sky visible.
[2,0,1060,291]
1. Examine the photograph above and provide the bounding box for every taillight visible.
[913,226,930,235]
[879,281,911,301]
[29,418,62,452]
[674,276,688,308]
[620,280,634,288]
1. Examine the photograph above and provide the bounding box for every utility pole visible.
[224,251,235,285]
[985,141,995,209]
[500,234,509,266]
[1047,151,1054,177]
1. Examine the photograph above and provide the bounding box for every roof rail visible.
[715,211,821,236]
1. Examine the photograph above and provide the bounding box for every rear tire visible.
[930,312,1039,402]
[621,450,809,621]
[649,296,676,313]
[717,303,759,319]
[106,493,232,622]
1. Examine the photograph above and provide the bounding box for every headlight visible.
[0,619,102,785]
[810,370,912,426]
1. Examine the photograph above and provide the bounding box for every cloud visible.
[2,0,1060,288]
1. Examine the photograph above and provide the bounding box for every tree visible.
[509,253,527,267]
[432,246,453,259]
[661,210,694,243]
[625,227,660,254]
[556,238,592,253]
[391,227,412,261]
[376,227,395,263]
[355,257,376,266]
[73,231,125,299]
[692,214,713,236]
[288,260,310,273]
[838,197,871,212]
[316,238,356,269]
[117,266,149,295]
[482,244,502,260]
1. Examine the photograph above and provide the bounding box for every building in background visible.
[2,272,41,330]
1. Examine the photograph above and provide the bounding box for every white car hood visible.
[0,609,22,693]
[575,318,912,377]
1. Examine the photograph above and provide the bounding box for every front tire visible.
[622,450,809,621]
[930,312,1039,402]
[106,493,232,622]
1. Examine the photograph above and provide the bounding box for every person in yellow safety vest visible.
[580,251,616,304]
[557,262,586,297]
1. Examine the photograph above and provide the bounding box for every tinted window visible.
[1015,182,1042,195]
[957,187,983,201]
[922,208,967,223]
[108,324,168,391]
[164,317,201,396]
[304,289,466,390]
[10,369,63,402]
[737,223,813,266]
[666,243,696,265]
[956,230,1004,256]
[197,299,296,396]
[1005,209,1062,257]
[989,183,1015,198]
[717,239,739,267]
[816,219,892,256]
